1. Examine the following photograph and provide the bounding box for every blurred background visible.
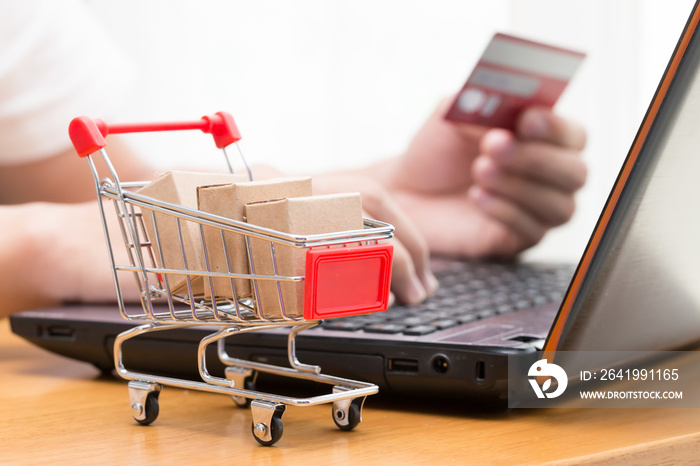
[82,0,695,262]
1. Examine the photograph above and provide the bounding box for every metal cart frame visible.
[68,112,394,446]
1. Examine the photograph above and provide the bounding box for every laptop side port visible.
[475,360,486,382]
[430,354,450,375]
[387,358,419,373]
[43,325,76,341]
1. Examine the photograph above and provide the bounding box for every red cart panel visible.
[304,244,393,320]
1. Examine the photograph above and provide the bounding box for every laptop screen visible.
[547,0,700,353]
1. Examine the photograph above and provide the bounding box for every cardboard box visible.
[196,177,313,301]
[137,171,247,295]
[245,193,364,319]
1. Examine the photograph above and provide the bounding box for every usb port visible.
[44,325,76,340]
[388,358,419,373]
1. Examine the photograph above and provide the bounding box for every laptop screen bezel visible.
[542,0,700,357]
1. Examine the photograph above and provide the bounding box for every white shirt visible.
[0,0,134,165]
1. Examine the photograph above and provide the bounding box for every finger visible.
[388,292,396,308]
[468,186,547,252]
[314,174,438,297]
[516,107,587,150]
[360,181,439,296]
[481,129,587,193]
[472,156,577,227]
[388,238,429,305]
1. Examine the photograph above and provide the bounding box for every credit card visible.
[444,33,585,130]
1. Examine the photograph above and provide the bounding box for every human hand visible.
[0,201,141,318]
[380,97,587,258]
[312,174,438,305]
[317,98,585,305]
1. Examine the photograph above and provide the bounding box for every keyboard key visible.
[474,299,495,310]
[549,291,565,301]
[453,283,469,293]
[364,323,407,334]
[403,325,438,336]
[533,295,549,305]
[429,319,458,330]
[422,302,440,311]
[458,314,479,324]
[349,315,388,325]
[394,316,433,326]
[384,307,412,318]
[321,321,366,331]
[469,279,486,289]
[496,304,514,314]
[464,302,479,312]
[415,312,439,321]
[492,294,510,304]
[514,300,533,310]
[477,309,496,319]
[436,297,458,307]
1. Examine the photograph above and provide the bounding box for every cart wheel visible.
[232,379,256,408]
[251,412,283,446]
[136,392,160,426]
[333,398,362,431]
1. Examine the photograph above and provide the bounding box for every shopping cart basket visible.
[68,112,394,446]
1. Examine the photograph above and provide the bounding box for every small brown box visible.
[137,171,247,295]
[245,193,364,319]
[196,177,313,301]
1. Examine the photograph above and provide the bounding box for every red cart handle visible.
[69,111,242,157]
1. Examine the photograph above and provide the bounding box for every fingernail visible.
[468,185,481,201]
[473,156,499,182]
[468,186,493,206]
[521,109,549,139]
[482,129,514,158]
[422,270,439,297]
[405,276,427,304]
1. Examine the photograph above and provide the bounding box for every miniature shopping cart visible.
[68,112,394,446]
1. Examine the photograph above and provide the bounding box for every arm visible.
[0,202,141,319]
[0,138,153,318]
[0,136,156,204]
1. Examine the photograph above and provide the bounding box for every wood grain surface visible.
[2,319,699,465]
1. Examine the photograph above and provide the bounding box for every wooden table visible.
[2,318,699,465]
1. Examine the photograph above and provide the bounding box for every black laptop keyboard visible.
[319,260,575,336]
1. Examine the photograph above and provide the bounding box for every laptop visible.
[10,0,700,407]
